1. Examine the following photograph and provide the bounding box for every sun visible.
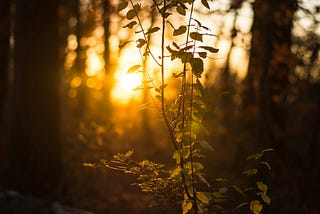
[111,70,143,105]
[119,72,142,91]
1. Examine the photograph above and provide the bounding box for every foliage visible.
[85,0,273,213]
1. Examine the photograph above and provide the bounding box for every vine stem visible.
[128,0,161,66]
[180,1,199,213]
[158,0,194,202]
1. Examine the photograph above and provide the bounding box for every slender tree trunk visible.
[0,0,12,186]
[103,0,112,106]
[7,0,62,198]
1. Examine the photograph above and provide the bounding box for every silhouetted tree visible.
[242,0,297,150]
[7,0,62,198]
[0,0,12,187]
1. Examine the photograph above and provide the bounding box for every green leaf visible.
[170,166,181,178]
[146,27,160,34]
[190,32,203,42]
[260,161,272,170]
[172,150,181,164]
[232,185,246,197]
[176,5,186,16]
[256,181,268,193]
[125,150,134,157]
[173,26,187,36]
[243,168,258,176]
[261,148,274,154]
[123,21,137,28]
[247,153,262,160]
[118,1,128,12]
[190,58,204,77]
[199,140,214,151]
[249,200,263,214]
[127,65,141,73]
[185,162,204,172]
[233,202,249,211]
[201,0,210,9]
[257,192,271,205]
[198,174,211,187]
[196,192,210,205]
[136,39,146,48]
[216,177,228,182]
[182,200,193,214]
[126,9,136,20]
[199,45,219,53]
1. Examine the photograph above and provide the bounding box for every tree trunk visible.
[242,0,298,212]
[0,0,12,187]
[243,0,297,148]
[7,0,62,198]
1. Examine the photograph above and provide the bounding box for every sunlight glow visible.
[70,76,82,88]
[111,46,144,104]
[111,72,143,105]
[85,49,104,76]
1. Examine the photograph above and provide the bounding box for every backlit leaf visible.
[198,174,211,187]
[173,26,187,36]
[170,166,181,178]
[243,168,258,176]
[118,1,128,12]
[199,139,214,151]
[261,148,274,154]
[258,192,271,205]
[172,150,181,164]
[127,65,141,73]
[190,32,203,42]
[232,185,246,197]
[185,162,204,172]
[201,0,210,9]
[260,161,272,170]
[133,3,140,11]
[256,181,268,193]
[180,52,193,63]
[199,45,219,53]
[173,42,180,49]
[182,200,193,214]
[233,202,249,211]
[190,58,204,77]
[216,177,228,182]
[126,9,136,20]
[177,5,186,16]
[123,21,137,28]
[146,27,160,34]
[198,52,207,58]
[196,192,210,205]
[249,200,263,214]
[136,39,146,48]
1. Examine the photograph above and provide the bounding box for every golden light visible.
[85,49,104,76]
[111,71,143,105]
[67,34,78,50]
[110,46,144,104]
[70,76,82,88]
[86,77,96,88]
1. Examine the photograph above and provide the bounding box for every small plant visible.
[85,0,272,213]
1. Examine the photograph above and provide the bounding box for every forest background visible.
[0,0,319,213]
